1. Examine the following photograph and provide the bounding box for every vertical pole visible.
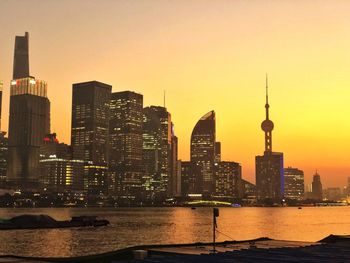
[212,208,219,253]
[213,208,216,252]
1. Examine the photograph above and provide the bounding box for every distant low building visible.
[346,177,350,196]
[213,161,241,200]
[284,167,304,200]
[323,187,342,201]
[241,179,257,203]
[311,171,323,200]
[39,133,84,192]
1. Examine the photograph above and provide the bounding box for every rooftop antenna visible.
[163,90,166,108]
[265,73,269,105]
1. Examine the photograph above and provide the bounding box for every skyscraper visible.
[109,91,143,204]
[142,106,162,201]
[142,106,178,202]
[312,171,323,200]
[255,76,284,202]
[284,167,304,200]
[190,111,216,197]
[71,81,111,195]
[7,32,51,189]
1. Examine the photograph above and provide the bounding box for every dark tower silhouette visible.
[312,171,323,200]
[255,76,284,202]
[261,76,274,153]
[13,32,29,79]
[7,33,51,190]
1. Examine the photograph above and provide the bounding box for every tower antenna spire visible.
[265,73,269,105]
[261,73,274,152]
[163,90,166,108]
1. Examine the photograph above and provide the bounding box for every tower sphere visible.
[261,119,274,132]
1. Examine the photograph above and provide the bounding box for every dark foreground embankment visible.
[0,235,349,263]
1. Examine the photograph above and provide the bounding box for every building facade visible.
[284,167,304,200]
[241,179,257,203]
[0,132,8,184]
[142,106,162,202]
[170,129,178,197]
[0,82,6,184]
[71,81,111,195]
[39,133,83,192]
[109,91,143,204]
[142,106,177,203]
[180,161,201,197]
[214,161,242,200]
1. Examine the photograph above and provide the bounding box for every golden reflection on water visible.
[168,207,212,243]
[36,229,73,256]
[0,207,349,257]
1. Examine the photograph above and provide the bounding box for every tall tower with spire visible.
[255,75,284,203]
[7,32,51,190]
[261,75,274,153]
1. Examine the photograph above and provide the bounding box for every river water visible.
[0,207,349,257]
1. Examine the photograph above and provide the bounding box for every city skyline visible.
[1,1,350,187]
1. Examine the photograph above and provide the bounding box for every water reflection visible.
[0,207,349,257]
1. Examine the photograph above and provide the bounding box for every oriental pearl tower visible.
[261,75,274,153]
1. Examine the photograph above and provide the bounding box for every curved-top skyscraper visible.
[190,110,216,197]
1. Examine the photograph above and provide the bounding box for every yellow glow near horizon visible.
[0,1,350,187]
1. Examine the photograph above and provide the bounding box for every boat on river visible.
[0,214,109,230]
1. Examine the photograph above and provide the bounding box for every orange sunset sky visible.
[0,0,350,187]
